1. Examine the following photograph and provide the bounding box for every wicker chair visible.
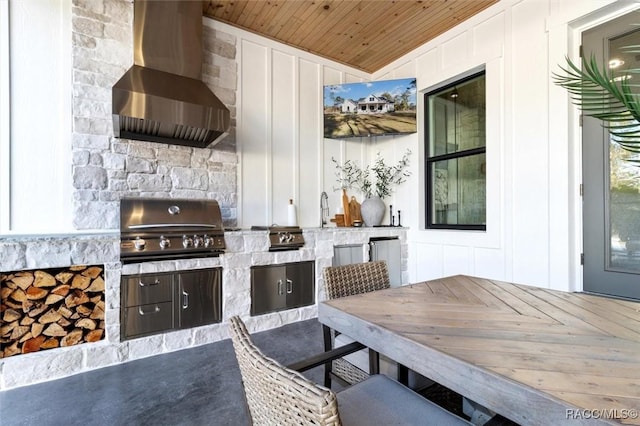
[322,261,391,387]
[229,315,472,426]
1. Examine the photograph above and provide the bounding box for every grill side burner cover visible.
[251,225,305,251]
[120,198,226,262]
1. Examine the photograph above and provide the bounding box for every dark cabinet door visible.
[251,262,315,316]
[176,269,222,329]
[251,265,286,315]
[285,261,314,309]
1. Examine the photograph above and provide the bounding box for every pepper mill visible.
[389,204,393,227]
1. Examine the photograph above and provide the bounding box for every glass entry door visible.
[582,10,640,300]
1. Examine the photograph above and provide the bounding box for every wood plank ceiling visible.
[202,0,498,73]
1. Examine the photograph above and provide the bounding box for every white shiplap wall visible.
[373,0,638,291]
[209,18,372,229]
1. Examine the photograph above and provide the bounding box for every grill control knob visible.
[278,232,295,243]
[182,235,193,248]
[193,235,204,248]
[204,235,213,247]
[134,237,146,251]
[159,236,171,249]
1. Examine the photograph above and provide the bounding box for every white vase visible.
[360,196,385,227]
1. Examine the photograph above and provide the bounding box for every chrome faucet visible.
[320,192,329,227]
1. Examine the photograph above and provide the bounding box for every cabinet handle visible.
[277,279,284,295]
[138,305,161,315]
[286,279,293,294]
[182,290,189,309]
[139,279,160,287]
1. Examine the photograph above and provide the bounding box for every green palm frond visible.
[553,55,640,153]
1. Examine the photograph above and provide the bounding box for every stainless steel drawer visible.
[122,301,173,339]
[122,274,173,307]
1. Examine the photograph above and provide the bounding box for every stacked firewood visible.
[0,265,105,358]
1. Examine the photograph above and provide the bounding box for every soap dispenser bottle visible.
[287,199,298,226]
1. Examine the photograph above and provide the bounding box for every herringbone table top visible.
[319,275,640,425]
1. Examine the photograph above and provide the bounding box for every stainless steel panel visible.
[250,226,305,251]
[333,244,364,266]
[370,237,402,287]
[122,273,173,307]
[251,265,286,315]
[251,262,314,316]
[119,248,224,264]
[119,198,227,261]
[112,1,230,148]
[123,301,173,339]
[120,198,224,231]
[133,1,202,78]
[112,66,230,147]
[285,261,314,309]
[176,269,222,329]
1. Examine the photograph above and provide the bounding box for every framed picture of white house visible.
[323,78,417,139]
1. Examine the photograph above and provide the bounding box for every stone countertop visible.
[223,226,406,232]
[0,231,119,240]
[222,227,407,250]
[0,227,406,274]
[0,233,120,271]
[304,226,407,231]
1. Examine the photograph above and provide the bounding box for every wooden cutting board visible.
[349,196,361,224]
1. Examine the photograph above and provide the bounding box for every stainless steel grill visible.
[251,225,305,251]
[120,198,226,263]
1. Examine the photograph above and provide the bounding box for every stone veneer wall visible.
[0,0,410,392]
[71,0,239,230]
[0,227,406,390]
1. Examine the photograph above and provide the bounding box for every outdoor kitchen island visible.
[0,226,406,390]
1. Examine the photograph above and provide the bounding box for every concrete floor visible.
[0,319,324,426]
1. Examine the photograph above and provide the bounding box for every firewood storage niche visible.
[121,268,222,340]
[0,265,106,358]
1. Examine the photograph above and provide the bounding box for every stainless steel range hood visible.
[112,1,230,148]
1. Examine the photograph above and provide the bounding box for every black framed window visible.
[425,71,486,230]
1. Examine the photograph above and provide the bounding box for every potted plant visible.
[553,54,640,153]
[332,149,411,226]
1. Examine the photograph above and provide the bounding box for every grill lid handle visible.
[127,223,218,229]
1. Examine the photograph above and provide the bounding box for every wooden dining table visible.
[318,275,640,425]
